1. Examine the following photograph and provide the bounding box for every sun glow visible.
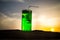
[51,28,54,32]
[35,15,59,32]
[38,15,57,27]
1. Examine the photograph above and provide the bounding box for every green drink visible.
[22,10,32,31]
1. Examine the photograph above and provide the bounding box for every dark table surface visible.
[0,30,60,39]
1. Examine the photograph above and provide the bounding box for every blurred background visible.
[0,0,60,32]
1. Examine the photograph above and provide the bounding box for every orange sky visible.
[0,0,60,32]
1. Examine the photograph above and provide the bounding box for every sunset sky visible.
[0,0,60,32]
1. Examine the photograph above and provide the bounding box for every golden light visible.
[38,15,56,27]
[51,28,54,32]
[36,15,58,32]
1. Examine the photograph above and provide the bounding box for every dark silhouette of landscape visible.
[0,30,60,39]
